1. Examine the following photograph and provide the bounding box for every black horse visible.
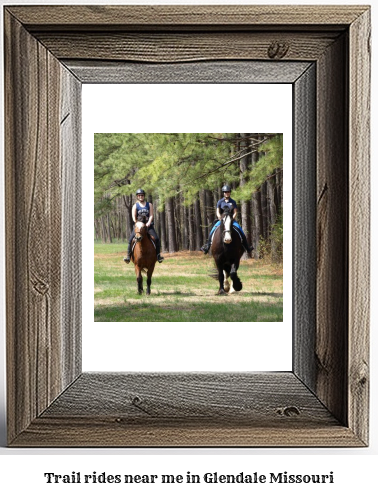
[211,206,244,295]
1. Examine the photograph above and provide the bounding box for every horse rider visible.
[200,185,253,255]
[124,188,164,264]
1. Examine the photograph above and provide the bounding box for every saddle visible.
[211,224,243,244]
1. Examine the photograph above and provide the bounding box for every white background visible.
[0,0,377,499]
[83,83,292,372]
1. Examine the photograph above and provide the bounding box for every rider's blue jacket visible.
[217,197,237,214]
[210,198,243,237]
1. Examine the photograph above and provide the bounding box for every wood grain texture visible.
[4,5,370,447]
[11,419,363,448]
[4,11,80,444]
[7,5,367,29]
[5,12,62,442]
[293,64,316,390]
[65,60,311,84]
[36,32,339,63]
[348,9,371,444]
[42,373,334,422]
[61,68,82,388]
[11,373,363,447]
[316,33,349,426]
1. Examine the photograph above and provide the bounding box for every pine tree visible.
[94,133,283,259]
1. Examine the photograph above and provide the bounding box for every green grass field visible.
[94,242,283,322]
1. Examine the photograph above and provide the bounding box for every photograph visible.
[2,1,372,460]
[94,132,284,322]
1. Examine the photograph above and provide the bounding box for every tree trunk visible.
[107,214,113,243]
[276,168,283,215]
[213,190,219,213]
[117,198,122,240]
[94,220,100,241]
[252,192,263,258]
[122,195,133,238]
[267,178,278,228]
[120,213,125,242]
[166,196,177,253]
[239,133,251,260]
[200,189,206,242]
[182,198,189,250]
[267,177,278,260]
[154,198,160,234]
[159,202,168,253]
[101,216,107,243]
[188,203,195,251]
[250,135,262,258]
[193,198,202,250]
[259,135,269,242]
[175,194,181,250]
[204,189,213,241]
[261,181,268,242]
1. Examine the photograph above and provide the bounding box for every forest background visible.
[94,132,283,261]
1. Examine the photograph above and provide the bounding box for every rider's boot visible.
[241,235,254,255]
[245,246,254,256]
[123,252,131,264]
[200,241,211,254]
[155,241,164,263]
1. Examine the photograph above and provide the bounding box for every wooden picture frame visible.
[4,5,370,447]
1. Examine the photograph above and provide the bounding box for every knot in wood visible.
[132,396,142,406]
[32,279,49,295]
[268,41,289,59]
[131,395,150,414]
[277,406,300,417]
[353,361,368,389]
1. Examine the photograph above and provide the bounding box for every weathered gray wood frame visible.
[4,5,370,447]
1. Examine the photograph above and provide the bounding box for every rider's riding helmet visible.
[222,185,232,193]
[136,189,146,196]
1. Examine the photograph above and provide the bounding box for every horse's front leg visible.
[230,262,242,292]
[146,266,155,296]
[217,266,227,295]
[135,266,143,294]
[223,270,230,293]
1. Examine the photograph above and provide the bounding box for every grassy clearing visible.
[94,241,283,322]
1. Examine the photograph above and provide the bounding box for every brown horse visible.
[211,206,244,295]
[131,218,157,295]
